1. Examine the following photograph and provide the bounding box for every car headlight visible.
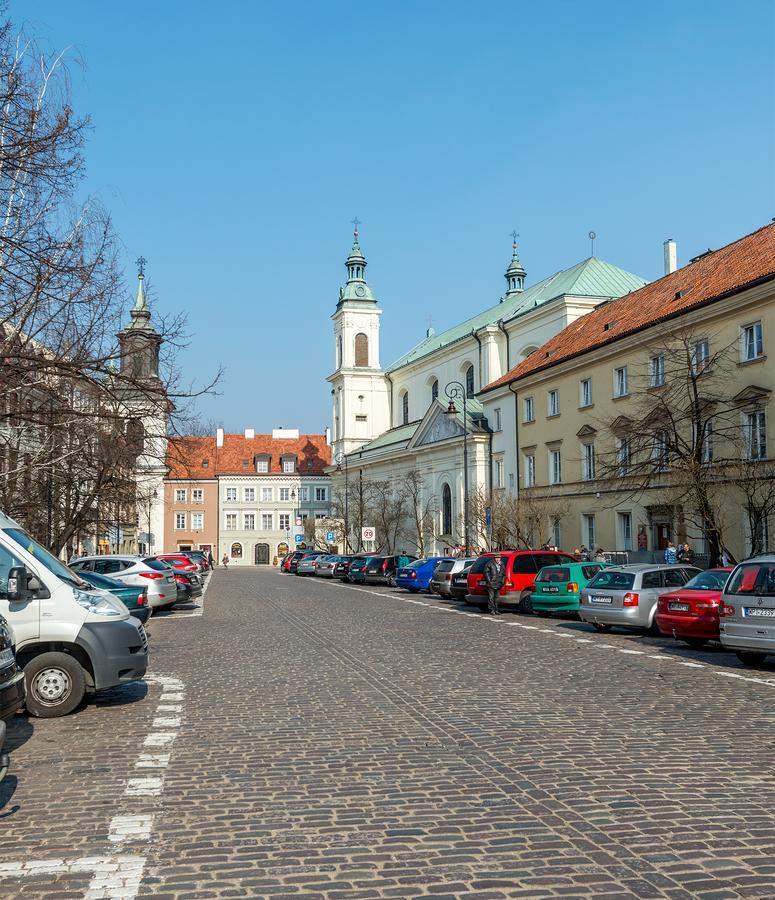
[73,588,123,617]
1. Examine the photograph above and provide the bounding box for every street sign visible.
[295,517,302,526]
[294,534,303,544]
[361,526,375,542]
[325,531,336,542]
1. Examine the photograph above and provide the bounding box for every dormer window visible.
[202,459,209,468]
[281,455,297,474]
[255,454,270,473]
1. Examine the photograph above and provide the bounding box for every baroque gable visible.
[410,403,467,448]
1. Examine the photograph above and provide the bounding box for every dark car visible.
[363,554,417,586]
[0,614,25,723]
[288,550,322,574]
[171,568,203,603]
[450,561,476,601]
[76,569,152,625]
[348,557,373,583]
[334,555,368,581]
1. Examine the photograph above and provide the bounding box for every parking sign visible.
[361,526,375,542]
[294,534,303,544]
[325,531,336,542]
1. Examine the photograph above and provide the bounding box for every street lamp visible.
[334,451,349,553]
[147,489,158,555]
[445,380,470,553]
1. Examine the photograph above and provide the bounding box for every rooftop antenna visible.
[588,231,596,257]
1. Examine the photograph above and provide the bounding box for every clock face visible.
[355,284,366,297]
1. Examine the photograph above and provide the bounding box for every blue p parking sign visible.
[325,531,336,542]
[294,534,303,544]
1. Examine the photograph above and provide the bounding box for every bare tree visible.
[402,468,436,556]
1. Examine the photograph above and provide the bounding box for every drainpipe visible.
[385,371,394,426]
[487,428,494,550]
[471,329,483,390]
[508,381,520,493]
[497,319,510,373]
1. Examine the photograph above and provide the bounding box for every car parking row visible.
[281,547,775,669]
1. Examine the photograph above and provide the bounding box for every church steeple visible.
[119,256,162,380]
[338,219,375,304]
[504,232,527,295]
[128,256,156,331]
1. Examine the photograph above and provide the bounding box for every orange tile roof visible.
[166,433,331,479]
[482,222,775,392]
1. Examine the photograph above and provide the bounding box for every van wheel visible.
[518,591,533,614]
[24,652,86,718]
[593,623,612,633]
[736,650,767,667]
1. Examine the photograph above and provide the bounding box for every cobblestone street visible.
[2,568,775,898]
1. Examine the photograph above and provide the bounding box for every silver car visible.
[296,554,324,576]
[430,557,476,596]
[719,555,775,665]
[579,564,699,632]
[70,555,178,609]
[313,555,341,577]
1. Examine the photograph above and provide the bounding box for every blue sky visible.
[13,0,775,434]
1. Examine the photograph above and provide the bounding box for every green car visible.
[531,562,609,616]
[76,569,152,625]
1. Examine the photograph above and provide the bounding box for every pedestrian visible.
[483,555,505,616]
[222,553,229,569]
[677,542,693,565]
[579,545,590,562]
[207,549,214,568]
[664,541,678,564]
[593,547,606,562]
[573,547,582,561]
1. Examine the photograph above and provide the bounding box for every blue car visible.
[395,557,447,593]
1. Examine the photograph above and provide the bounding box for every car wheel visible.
[683,638,708,650]
[593,623,612,633]
[736,650,767,667]
[24,652,86,718]
[518,591,533,614]
[535,610,550,618]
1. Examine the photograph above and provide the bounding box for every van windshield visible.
[4,527,88,588]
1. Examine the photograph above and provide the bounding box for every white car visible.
[70,555,177,609]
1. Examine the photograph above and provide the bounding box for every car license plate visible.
[542,586,560,593]
[744,607,775,618]
[668,602,690,612]
[590,595,613,603]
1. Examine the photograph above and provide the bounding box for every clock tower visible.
[327,224,390,458]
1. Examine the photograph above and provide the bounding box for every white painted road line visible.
[124,777,164,797]
[152,716,181,728]
[135,753,171,769]
[0,855,147,900]
[108,815,154,842]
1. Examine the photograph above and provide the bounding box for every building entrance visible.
[255,543,270,565]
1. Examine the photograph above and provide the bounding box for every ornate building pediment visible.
[733,385,771,409]
[411,405,466,447]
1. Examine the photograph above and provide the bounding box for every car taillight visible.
[410,571,417,578]
[567,582,579,593]
[623,592,639,607]
[174,574,186,583]
[720,602,735,617]
[140,572,164,580]
[444,574,452,581]
[137,593,146,605]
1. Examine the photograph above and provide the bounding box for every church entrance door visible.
[255,543,270,565]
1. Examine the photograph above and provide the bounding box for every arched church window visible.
[401,391,409,425]
[431,379,438,402]
[337,335,343,368]
[354,333,368,367]
[465,364,475,398]
[442,484,452,535]
[126,418,144,454]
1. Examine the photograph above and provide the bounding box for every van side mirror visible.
[7,566,31,603]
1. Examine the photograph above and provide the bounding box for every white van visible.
[719,555,775,665]
[0,512,149,717]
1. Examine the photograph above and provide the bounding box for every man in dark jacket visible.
[483,556,505,615]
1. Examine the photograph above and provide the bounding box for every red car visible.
[655,567,733,648]
[156,553,200,574]
[466,550,577,612]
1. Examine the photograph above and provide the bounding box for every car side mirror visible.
[7,566,31,603]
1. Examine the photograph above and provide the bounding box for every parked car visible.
[396,557,446,593]
[530,562,609,617]
[333,555,361,580]
[579,564,700,633]
[156,552,203,574]
[0,614,23,783]
[430,558,476,596]
[655,567,733,648]
[70,555,177,610]
[314,555,342,577]
[76,569,152,625]
[0,512,148,717]
[449,561,477,601]
[296,552,326,576]
[364,554,417,586]
[466,550,577,612]
[181,550,211,572]
[348,557,373,584]
[281,553,294,572]
[288,550,323,574]
[719,556,775,665]
[168,567,203,602]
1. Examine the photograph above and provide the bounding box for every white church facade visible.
[328,227,647,554]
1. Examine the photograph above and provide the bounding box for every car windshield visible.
[684,570,730,591]
[726,563,775,596]
[4,527,89,588]
[586,570,635,590]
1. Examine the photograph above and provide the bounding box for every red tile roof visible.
[482,222,775,392]
[166,433,331,479]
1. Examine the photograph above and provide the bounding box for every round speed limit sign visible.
[361,526,375,542]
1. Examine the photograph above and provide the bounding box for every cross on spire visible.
[351,217,361,239]
[136,255,148,278]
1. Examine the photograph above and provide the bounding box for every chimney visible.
[325,426,331,445]
[245,428,255,440]
[663,239,677,275]
[216,427,224,448]
[272,427,299,439]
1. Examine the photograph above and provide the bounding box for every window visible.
[495,459,504,488]
[523,396,535,423]
[614,366,628,397]
[401,391,409,425]
[337,334,343,368]
[692,339,710,374]
[524,453,536,487]
[262,513,273,530]
[746,410,767,460]
[551,517,561,549]
[279,513,290,530]
[192,488,203,503]
[354,332,369,367]
[582,514,596,548]
[700,420,714,463]
[191,512,203,530]
[225,487,237,502]
[742,321,764,361]
[244,487,255,502]
[431,379,438,402]
[256,458,269,473]
[747,514,770,556]
[315,487,327,501]
[649,354,666,387]
[282,458,295,473]
[225,513,237,530]
[582,443,596,480]
[549,449,562,485]
[442,484,452,535]
[279,487,290,502]
[174,489,186,503]
[261,487,273,502]
[652,432,669,470]
[465,364,475,398]
[355,414,367,422]
[174,512,186,530]
[617,437,631,475]
[244,513,255,530]
[617,512,632,550]
[493,407,501,431]
[508,473,515,491]
[580,378,593,408]
[230,542,242,559]
[299,487,309,503]
[547,389,559,417]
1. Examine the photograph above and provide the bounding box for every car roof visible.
[74,554,144,561]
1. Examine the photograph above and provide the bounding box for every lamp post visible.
[147,488,158,555]
[334,451,349,553]
[445,380,470,554]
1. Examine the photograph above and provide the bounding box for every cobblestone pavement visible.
[2,568,775,899]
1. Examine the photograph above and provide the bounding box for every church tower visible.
[504,234,527,295]
[117,258,169,553]
[327,223,390,458]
